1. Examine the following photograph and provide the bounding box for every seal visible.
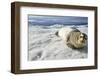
[55,27,87,49]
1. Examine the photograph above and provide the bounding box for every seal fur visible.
[56,27,87,49]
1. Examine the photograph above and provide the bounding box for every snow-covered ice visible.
[28,24,88,61]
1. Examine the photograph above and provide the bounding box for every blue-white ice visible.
[28,24,88,61]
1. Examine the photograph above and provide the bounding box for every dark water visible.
[28,15,88,26]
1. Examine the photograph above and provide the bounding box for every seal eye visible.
[84,36,87,40]
[81,33,87,40]
[80,36,83,38]
[83,34,87,40]
[79,34,84,39]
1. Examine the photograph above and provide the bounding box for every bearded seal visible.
[55,27,87,49]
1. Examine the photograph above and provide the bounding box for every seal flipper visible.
[67,43,76,49]
[55,31,59,37]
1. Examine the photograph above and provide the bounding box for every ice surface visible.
[28,24,88,61]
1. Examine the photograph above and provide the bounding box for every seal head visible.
[66,31,87,49]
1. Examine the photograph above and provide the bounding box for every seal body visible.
[56,27,87,49]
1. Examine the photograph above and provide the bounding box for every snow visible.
[28,24,88,61]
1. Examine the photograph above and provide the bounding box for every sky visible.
[28,15,88,25]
